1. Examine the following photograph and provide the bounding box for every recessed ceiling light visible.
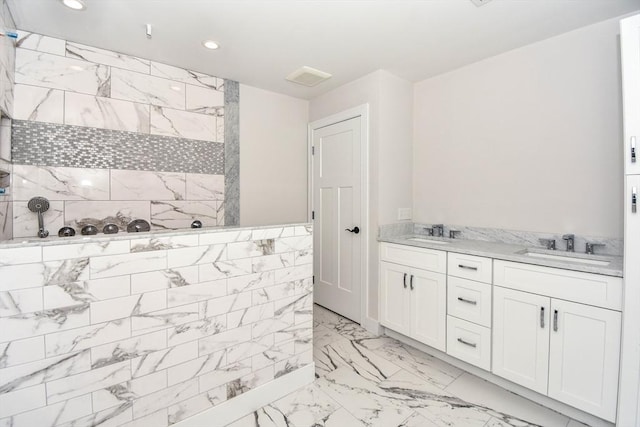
[61,0,86,10]
[202,40,220,50]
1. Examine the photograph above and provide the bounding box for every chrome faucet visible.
[562,234,575,252]
[585,242,605,255]
[539,238,556,250]
[432,224,444,237]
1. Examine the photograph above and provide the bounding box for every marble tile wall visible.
[3,30,240,238]
[0,0,16,118]
[13,31,224,142]
[11,164,225,238]
[0,224,313,427]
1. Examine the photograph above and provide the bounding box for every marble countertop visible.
[380,235,623,277]
[0,222,312,249]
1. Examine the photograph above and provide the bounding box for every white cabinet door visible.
[493,287,550,395]
[621,14,640,175]
[409,267,446,351]
[548,300,621,422]
[379,261,411,336]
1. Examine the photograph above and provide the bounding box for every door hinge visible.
[312,211,315,220]
[311,146,315,155]
[312,275,315,284]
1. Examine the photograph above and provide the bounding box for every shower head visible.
[28,196,50,238]
[28,196,50,213]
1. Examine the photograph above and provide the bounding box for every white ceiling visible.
[7,0,639,100]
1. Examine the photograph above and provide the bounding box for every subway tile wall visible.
[0,224,313,426]
[5,30,237,240]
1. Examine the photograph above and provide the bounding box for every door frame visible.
[308,104,371,330]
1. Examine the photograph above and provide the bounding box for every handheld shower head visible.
[27,196,50,238]
[28,197,50,213]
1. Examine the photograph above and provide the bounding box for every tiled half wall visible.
[0,224,313,427]
[4,31,240,240]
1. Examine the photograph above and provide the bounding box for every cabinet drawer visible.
[447,277,492,327]
[380,243,446,274]
[446,316,491,371]
[494,260,622,311]
[447,253,492,283]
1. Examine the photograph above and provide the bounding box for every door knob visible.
[345,226,360,234]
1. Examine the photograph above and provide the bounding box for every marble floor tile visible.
[357,335,463,389]
[316,339,402,383]
[445,373,569,427]
[316,367,416,427]
[312,324,349,349]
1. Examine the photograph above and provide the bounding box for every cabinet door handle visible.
[403,273,407,289]
[410,274,414,290]
[458,264,478,271]
[632,136,637,163]
[457,297,477,305]
[553,310,559,332]
[540,307,545,328]
[633,187,637,214]
[457,338,477,348]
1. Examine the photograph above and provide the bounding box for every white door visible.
[409,268,447,351]
[312,117,362,322]
[621,14,640,175]
[548,299,621,422]
[379,261,411,336]
[492,287,550,395]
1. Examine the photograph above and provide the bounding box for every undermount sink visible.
[407,237,450,245]
[517,249,611,266]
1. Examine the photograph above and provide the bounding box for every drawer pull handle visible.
[410,274,414,290]
[458,264,478,271]
[457,297,477,305]
[632,136,637,163]
[540,307,545,328]
[457,338,477,348]
[553,310,559,332]
[403,273,407,289]
[633,187,637,214]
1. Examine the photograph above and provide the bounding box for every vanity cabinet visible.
[380,243,447,351]
[493,262,622,422]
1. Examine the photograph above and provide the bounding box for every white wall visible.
[310,70,413,321]
[239,84,309,226]
[413,16,624,238]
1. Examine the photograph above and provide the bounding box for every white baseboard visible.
[174,363,315,427]
[362,316,382,336]
[385,329,614,427]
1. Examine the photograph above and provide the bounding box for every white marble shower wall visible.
[0,224,313,427]
[11,164,224,238]
[7,31,227,239]
[13,31,224,140]
[0,0,16,118]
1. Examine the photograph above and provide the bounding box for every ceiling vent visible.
[286,66,332,87]
[470,0,494,6]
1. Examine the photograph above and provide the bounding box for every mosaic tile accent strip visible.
[11,120,224,175]
[224,80,240,226]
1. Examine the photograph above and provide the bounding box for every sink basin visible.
[518,249,611,266]
[407,237,450,245]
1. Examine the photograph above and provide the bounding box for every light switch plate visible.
[397,208,412,220]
